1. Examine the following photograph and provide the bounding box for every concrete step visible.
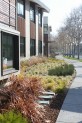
[39,95,54,100]
[42,91,55,96]
[38,91,55,105]
[37,100,49,105]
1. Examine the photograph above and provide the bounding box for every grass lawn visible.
[64,56,82,62]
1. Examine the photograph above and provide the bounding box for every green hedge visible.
[48,64,74,76]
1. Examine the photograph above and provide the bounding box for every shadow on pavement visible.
[61,86,82,113]
[76,74,82,78]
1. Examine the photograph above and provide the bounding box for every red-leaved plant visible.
[0,75,45,123]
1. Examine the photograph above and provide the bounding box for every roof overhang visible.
[29,0,50,13]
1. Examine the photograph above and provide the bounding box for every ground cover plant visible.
[41,76,72,93]
[21,57,74,93]
[0,110,29,123]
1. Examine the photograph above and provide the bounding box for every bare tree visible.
[55,6,82,59]
[65,6,82,59]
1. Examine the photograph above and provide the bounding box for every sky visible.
[41,0,82,35]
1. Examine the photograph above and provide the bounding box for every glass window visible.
[38,11,42,26]
[38,41,42,54]
[2,32,14,70]
[44,24,48,33]
[20,37,25,57]
[1,32,19,75]
[17,0,25,17]
[30,4,35,22]
[30,39,36,56]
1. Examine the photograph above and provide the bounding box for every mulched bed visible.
[42,93,66,123]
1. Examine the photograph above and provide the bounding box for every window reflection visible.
[30,3,35,22]
[38,10,42,26]
[2,33,14,70]
[17,0,24,17]
[20,37,25,57]
[30,39,36,56]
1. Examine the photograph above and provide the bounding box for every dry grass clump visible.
[20,56,47,72]
[0,75,45,123]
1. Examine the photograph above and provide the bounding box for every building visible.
[43,16,48,56]
[0,0,49,80]
[43,16,51,56]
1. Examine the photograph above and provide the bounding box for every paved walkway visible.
[56,55,82,123]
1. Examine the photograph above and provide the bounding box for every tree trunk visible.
[67,44,69,56]
[69,43,71,57]
[72,43,74,58]
[73,44,76,58]
[77,41,80,59]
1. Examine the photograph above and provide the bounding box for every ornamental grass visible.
[0,75,45,123]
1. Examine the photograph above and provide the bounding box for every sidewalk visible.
[56,56,82,123]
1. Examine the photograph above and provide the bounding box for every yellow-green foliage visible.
[41,77,56,91]
[21,57,73,94]
[26,74,72,94]
[40,75,72,93]
[55,80,66,93]
[0,110,30,123]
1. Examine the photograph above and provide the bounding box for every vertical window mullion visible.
[30,39,36,56]
[38,41,42,54]
[20,37,25,57]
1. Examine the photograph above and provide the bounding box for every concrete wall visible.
[36,5,39,56]
[25,0,30,59]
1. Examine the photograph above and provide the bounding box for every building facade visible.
[0,0,49,80]
[43,16,51,57]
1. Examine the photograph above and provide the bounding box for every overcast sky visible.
[41,0,82,35]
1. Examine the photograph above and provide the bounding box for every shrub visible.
[55,81,66,93]
[42,77,56,92]
[48,64,74,76]
[0,75,45,123]
[41,76,66,93]
[45,82,55,91]
[0,110,30,123]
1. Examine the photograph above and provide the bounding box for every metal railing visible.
[0,0,16,29]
